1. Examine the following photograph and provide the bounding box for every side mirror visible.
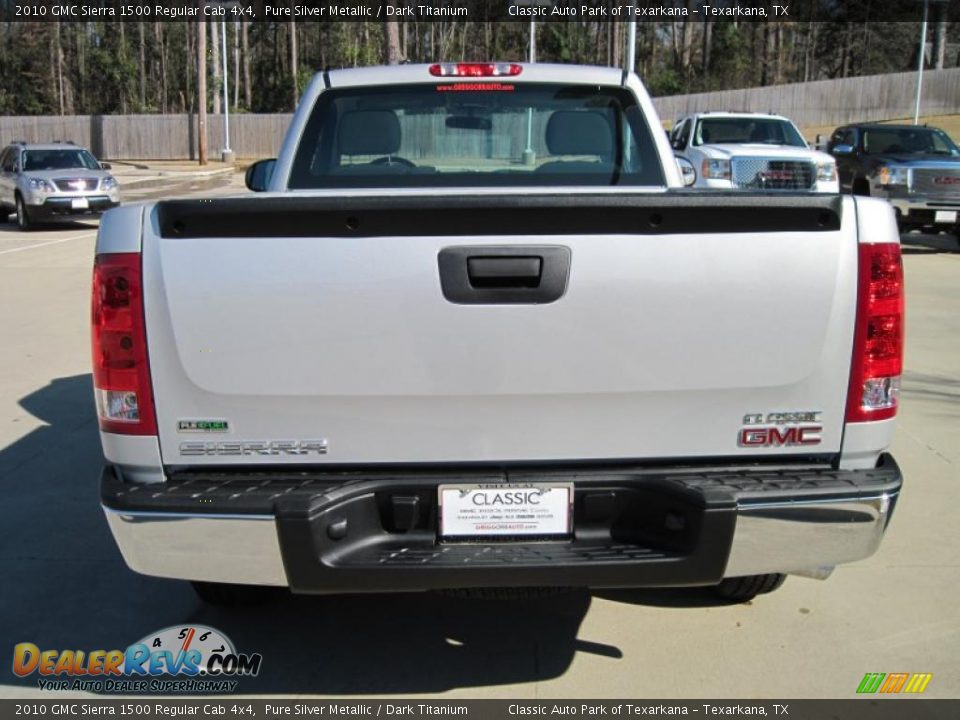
[831,144,854,156]
[676,157,696,187]
[100,162,112,170]
[245,158,276,192]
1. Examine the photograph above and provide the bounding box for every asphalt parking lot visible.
[0,179,957,699]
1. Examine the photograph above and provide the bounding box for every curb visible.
[117,167,237,191]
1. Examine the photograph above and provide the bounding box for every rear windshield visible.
[693,117,807,148]
[862,128,960,156]
[288,83,665,188]
[23,148,100,171]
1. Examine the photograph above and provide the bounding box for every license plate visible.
[934,210,957,223]
[71,198,89,210]
[438,483,573,539]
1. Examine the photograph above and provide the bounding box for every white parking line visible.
[0,232,96,256]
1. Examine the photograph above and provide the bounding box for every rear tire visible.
[714,574,787,602]
[15,195,33,231]
[191,581,281,607]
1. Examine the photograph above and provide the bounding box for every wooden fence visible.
[1,68,958,160]
[652,67,960,128]
[0,113,291,160]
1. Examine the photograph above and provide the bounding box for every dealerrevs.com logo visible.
[12,625,262,693]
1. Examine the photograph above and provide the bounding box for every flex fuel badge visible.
[177,420,230,433]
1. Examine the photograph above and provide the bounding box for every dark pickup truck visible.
[828,123,960,238]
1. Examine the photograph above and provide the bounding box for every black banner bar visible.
[1,0,957,23]
[1,700,960,720]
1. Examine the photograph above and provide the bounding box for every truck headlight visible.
[701,158,731,180]
[27,177,54,192]
[878,165,909,187]
[817,162,837,182]
[101,176,118,190]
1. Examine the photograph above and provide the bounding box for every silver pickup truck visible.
[93,63,904,605]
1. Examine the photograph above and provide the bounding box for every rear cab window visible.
[288,82,666,189]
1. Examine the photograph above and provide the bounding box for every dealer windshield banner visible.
[11,626,262,693]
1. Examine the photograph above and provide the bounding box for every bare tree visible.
[384,11,404,64]
[155,23,167,113]
[702,16,712,77]
[211,19,221,114]
[198,21,208,165]
[932,3,947,69]
[54,22,64,115]
[290,20,299,110]
[138,22,146,110]
[241,20,251,110]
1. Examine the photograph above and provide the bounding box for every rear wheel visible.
[191,581,282,607]
[15,195,33,231]
[714,574,787,602]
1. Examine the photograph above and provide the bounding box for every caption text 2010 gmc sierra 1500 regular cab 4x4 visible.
[93,63,904,605]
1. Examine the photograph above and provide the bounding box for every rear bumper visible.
[101,456,902,593]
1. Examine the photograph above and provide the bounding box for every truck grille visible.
[910,168,960,199]
[731,158,816,190]
[53,177,98,192]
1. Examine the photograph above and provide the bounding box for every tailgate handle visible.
[438,245,571,305]
[467,256,542,288]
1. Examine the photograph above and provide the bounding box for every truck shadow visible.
[0,373,740,696]
[900,231,959,254]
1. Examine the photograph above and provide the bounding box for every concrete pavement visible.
[108,160,239,193]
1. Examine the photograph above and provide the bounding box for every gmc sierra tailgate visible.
[143,192,856,467]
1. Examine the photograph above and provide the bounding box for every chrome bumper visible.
[104,509,287,586]
[724,494,893,577]
[102,459,901,591]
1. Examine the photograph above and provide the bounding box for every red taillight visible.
[91,253,157,435]
[429,63,522,77]
[846,243,904,423]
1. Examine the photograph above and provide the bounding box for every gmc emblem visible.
[932,176,960,185]
[759,170,795,181]
[738,425,823,447]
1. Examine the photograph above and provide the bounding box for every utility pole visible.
[198,20,208,165]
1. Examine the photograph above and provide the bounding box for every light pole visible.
[913,0,929,125]
[626,15,637,75]
[221,19,234,163]
[523,20,536,165]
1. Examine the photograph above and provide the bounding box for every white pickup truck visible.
[669,112,839,193]
[94,63,904,605]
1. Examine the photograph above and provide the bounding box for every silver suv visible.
[0,141,120,231]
